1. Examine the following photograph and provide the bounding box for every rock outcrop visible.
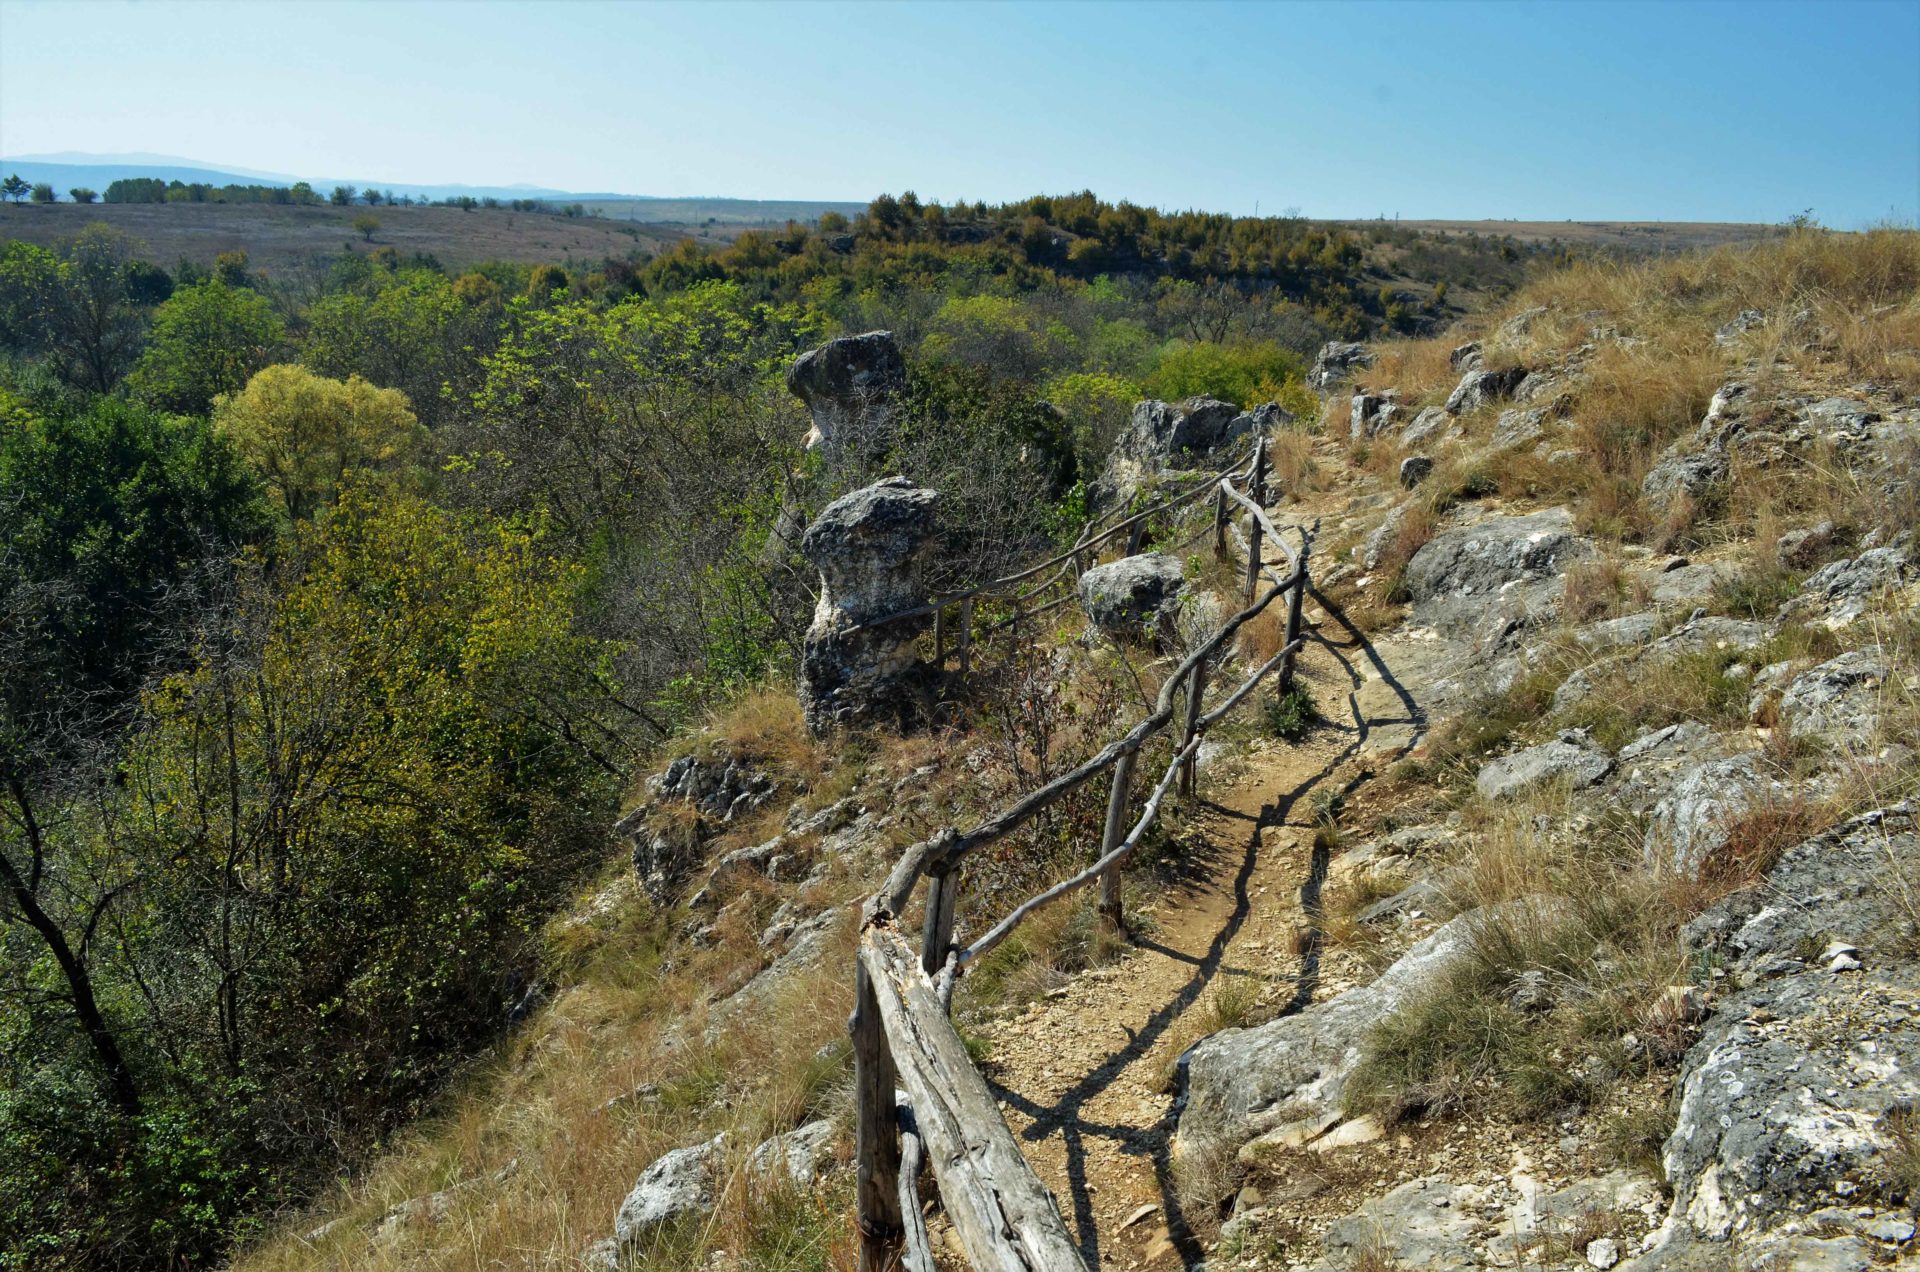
[1475,731,1613,801]
[798,477,939,733]
[1638,808,1920,1265]
[1177,907,1496,1164]
[1402,507,1590,637]
[1444,365,1527,415]
[785,332,906,459]
[1309,341,1373,392]
[1350,388,1401,440]
[1078,552,1186,640]
[1100,397,1280,502]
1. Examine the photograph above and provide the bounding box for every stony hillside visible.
[231,227,1917,1272]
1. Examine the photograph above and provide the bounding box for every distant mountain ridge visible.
[0,153,867,224]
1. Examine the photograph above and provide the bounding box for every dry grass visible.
[1368,337,1462,407]
[1266,427,1323,495]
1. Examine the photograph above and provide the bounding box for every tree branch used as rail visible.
[864,572,1291,924]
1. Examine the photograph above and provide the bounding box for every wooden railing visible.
[847,438,1316,1271]
[855,447,1265,680]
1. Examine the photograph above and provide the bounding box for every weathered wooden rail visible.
[847,440,1315,1271]
[862,449,1264,681]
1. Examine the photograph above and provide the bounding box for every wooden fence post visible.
[1179,658,1207,798]
[852,962,903,1272]
[1097,749,1136,923]
[957,597,973,677]
[1212,482,1228,561]
[1243,438,1269,604]
[1278,536,1310,696]
[1125,516,1146,557]
[920,866,958,980]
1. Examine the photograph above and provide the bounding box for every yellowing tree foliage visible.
[213,363,426,521]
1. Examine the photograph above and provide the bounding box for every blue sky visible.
[1,0,1915,225]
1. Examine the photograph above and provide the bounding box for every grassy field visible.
[0,201,697,272]
[1330,218,1781,251]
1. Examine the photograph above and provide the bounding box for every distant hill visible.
[0,154,867,225]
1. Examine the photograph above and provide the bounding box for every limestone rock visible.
[1078,553,1185,639]
[1683,804,1916,985]
[1449,341,1483,372]
[1309,340,1373,392]
[1402,507,1589,636]
[1774,519,1836,570]
[1642,752,1781,878]
[748,1119,839,1188]
[786,332,905,458]
[1401,405,1452,447]
[1350,388,1401,440]
[1476,732,1613,800]
[649,753,776,822]
[1714,308,1766,346]
[1443,365,1526,415]
[1656,964,1920,1248]
[798,477,939,733]
[613,1135,726,1247]
[1399,454,1434,489]
[1177,907,1495,1161]
[1100,398,1278,502]
[1777,649,1888,746]
[1783,545,1913,626]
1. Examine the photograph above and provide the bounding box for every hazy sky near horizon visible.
[1,0,1915,225]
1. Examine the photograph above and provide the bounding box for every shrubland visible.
[0,191,1890,1268]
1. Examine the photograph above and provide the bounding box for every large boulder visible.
[1177,907,1491,1164]
[1475,731,1613,801]
[798,477,939,733]
[786,332,906,459]
[613,1135,726,1247]
[1309,341,1373,392]
[1402,508,1590,637]
[1078,553,1185,639]
[1100,398,1280,501]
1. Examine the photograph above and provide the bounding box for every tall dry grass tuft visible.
[1369,338,1461,407]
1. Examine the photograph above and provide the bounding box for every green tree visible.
[352,213,380,242]
[330,185,356,206]
[28,183,54,204]
[0,225,151,392]
[68,187,98,204]
[0,174,27,203]
[213,364,425,521]
[302,267,481,428]
[1143,340,1308,409]
[127,281,285,415]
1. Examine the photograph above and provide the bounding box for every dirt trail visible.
[973,608,1425,1271]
